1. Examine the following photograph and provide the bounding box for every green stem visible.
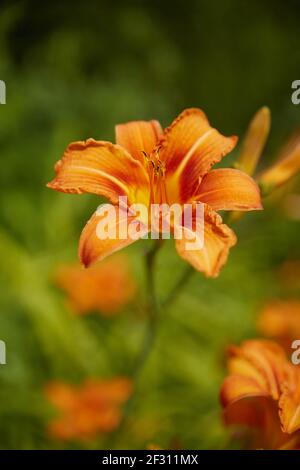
[114,247,196,446]
[114,240,163,439]
[132,238,162,376]
[162,264,194,309]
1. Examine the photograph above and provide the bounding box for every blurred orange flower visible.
[220,339,300,449]
[258,300,300,349]
[259,129,300,195]
[45,377,132,441]
[54,254,136,316]
[235,106,271,176]
[228,106,270,223]
[47,108,262,278]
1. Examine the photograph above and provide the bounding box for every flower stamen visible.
[142,149,168,206]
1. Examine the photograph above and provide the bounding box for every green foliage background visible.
[0,0,299,449]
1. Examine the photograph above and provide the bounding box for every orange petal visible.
[279,435,300,450]
[194,169,263,211]
[158,108,237,203]
[222,395,274,432]
[221,394,284,451]
[220,375,270,408]
[54,255,136,316]
[115,120,163,163]
[47,139,149,206]
[259,130,300,194]
[226,340,288,401]
[89,407,122,433]
[175,204,237,278]
[279,368,300,434]
[79,206,149,267]
[45,382,78,412]
[220,339,298,449]
[227,356,271,393]
[258,300,300,342]
[82,378,132,405]
[48,417,78,441]
[236,106,271,176]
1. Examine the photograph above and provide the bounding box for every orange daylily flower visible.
[220,339,300,449]
[258,300,300,350]
[54,254,136,316]
[47,108,262,278]
[45,377,132,441]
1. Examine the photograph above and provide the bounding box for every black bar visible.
[0,450,298,467]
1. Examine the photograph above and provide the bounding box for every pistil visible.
[142,149,168,207]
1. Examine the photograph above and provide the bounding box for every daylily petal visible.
[82,378,132,404]
[236,106,271,176]
[115,120,163,163]
[279,435,300,450]
[47,139,149,206]
[194,169,263,211]
[279,368,300,434]
[158,108,237,203]
[258,300,300,343]
[259,130,300,195]
[220,375,270,407]
[227,356,270,392]
[54,255,136,315]
[221,339,300,449]
[46,378,132,441]
[222,394,285,451]
[175,204,237,278]
[226,340,288,401]
[222,395,274,431]
[79,206,148,267]
[45,382,78,412]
